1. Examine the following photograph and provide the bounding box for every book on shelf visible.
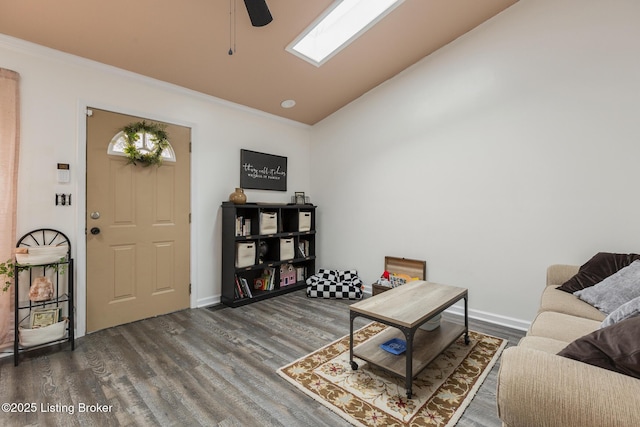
[240,277,253,298]
[296,267,306,282]
[270,267,277,289]
[235,216,242,236]
[234,275,245,298]
[298,239,310,258]
[235,216,252,237]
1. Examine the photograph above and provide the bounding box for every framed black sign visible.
[240,149,287,191]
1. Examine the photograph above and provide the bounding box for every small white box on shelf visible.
[235,242,256,268]
[259,212,278,235]
[280,238,294,260]
[299,212,311,232]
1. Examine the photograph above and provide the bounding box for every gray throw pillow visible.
[574,260,640,314]
[601,295,640,328]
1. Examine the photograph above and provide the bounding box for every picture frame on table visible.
[31,308,60,329]
[295,192,305,205]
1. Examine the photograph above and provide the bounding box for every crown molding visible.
[0,33,310,129]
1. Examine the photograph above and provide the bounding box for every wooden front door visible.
[86,108,190,332]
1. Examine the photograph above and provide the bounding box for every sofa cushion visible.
[574,260,640,314]
[557,252,640,293]
[557,316,640,379]
[518,336,570,354]
[528,311,600,342]
[539,285,605,321]
[601,296,640,328]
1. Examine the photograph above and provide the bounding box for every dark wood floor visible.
[0,290,525,426]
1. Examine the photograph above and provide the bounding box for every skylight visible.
[286,0,405,67]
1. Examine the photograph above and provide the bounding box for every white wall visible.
[310,0,640,329]
[0,35,312,337]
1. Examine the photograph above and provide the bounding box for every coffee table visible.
[349,280,469,398]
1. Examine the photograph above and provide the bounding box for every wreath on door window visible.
[121,121,170,166]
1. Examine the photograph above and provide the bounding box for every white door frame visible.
[75,100,198,338]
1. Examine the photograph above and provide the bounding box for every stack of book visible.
[234,275,253,299]
[253,267,276,291]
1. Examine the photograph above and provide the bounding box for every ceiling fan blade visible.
[243,0,273,27]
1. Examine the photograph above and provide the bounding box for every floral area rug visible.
[277,322,506,427]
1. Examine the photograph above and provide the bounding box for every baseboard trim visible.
[197,295,220,308]
[444,305,530,332]
[363,290,531,332]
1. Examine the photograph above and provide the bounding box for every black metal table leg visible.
[403,326,414,399]
[349,311,359,370]
[464,295,470,345]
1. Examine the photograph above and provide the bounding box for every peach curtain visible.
[0,68,20,346]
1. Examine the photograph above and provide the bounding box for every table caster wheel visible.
[350,361,358,370]
[464,335,470,345]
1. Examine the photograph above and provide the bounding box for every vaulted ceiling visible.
[0,0,517,124]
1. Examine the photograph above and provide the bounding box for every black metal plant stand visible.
[13,228,74,366]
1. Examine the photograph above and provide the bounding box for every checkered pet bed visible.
[306,269,364,299]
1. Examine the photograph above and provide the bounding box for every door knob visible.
[90,227,101,235]
[90,211,100,220]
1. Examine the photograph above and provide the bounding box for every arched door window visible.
[107,131,176,162]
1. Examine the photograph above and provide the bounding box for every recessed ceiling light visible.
[281,99,296,108]
[286,0,404,67]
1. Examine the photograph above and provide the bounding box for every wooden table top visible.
[350,280,467,328]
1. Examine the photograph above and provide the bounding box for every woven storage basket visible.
[19,319,68,347]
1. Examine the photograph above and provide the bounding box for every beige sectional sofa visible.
[496,264,640,427]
